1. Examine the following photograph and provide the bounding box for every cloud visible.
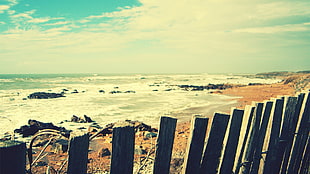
[79,19,90,23]
[28,18,50,23]
[254,1,310,20]
[0,5,10,10]
[1,0,310,73]
[234,23,310,34]
[11,10,36,19]
[0,5,10,13]
[7,10,15,15]
[45,21,69,26]
[7,0,18,6]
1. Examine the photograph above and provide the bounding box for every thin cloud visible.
[0,5,10,13]
[11,10,36,19]
[7,10,15,15]
[28,18,50,23]
[45,21,69,26]
[234,24,310,34]
[7,0,18,6]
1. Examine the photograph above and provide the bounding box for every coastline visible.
[170,73,308,173]
[2,72,309,173]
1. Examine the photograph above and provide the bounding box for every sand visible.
[14,72,310,173]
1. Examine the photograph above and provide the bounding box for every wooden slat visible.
[153,116,177,174]
[250,101,273,174]
[67,131,90,174]
[182,116,209,174]
[272,97,298,174]
[299,136,310,174]
[0,140,26,174]
[287,92,310,174]
[110,125,135,174]
[199,113,230,174]
[280,93,305,174]
[240,103,264,174]
[220,109,244,174]
[262,98,285,174]
[235,106,256,174]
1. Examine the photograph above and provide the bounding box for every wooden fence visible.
[0,91,309,174]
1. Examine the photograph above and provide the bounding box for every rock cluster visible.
[178,84,236,91]
[71,115,94,123]
[14,120,70,137]
[28,92,65,99]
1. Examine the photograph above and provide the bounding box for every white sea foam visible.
[0,73,280,136]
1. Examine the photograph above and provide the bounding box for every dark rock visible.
[99,90,105,93]
[14,119,71,137]
[33,139,49,147]
[124,90,136,93]
[177,84,236,91]
[84,115,94,123]
[98,127,113,135]
[88,127,98,133]
[109,91,122,94]
[27,92,65,99]
[98,148,111,157]
[145,132,157,138]
[71,115,86,123]
[89,123,102,129]
[71,89,79,94]
[70,115,94,123]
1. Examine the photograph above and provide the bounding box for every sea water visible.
[0,73,280,135]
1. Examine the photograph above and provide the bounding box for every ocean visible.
[0,73,280,136]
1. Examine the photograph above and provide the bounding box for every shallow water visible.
[0,73,280,135]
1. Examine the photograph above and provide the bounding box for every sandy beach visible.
[4,72,310,174]
[168,72,309,173]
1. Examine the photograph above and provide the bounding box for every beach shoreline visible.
[2,71,309,173]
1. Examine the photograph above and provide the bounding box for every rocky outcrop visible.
[178,84,238,91]
[28,92,65,99]
[14,120,70,137]
[71,115,94,123]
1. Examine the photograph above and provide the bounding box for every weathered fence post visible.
[299,136,309,174]
[0,140,26,174]
[235,106,256,174]
[281,93,305,174]
[272,97,298,174]
[220,109,244,174]
[287,92,310,174]
[67,131,90,174]
[153,116,177,174]
[199,113,230,174]
[250,101,273,174]
[240,103,264,174]
[182,116,209,174]
[110,124,135,174]
[263,98,285,174]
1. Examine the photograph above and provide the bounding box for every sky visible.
[0,0,309,74]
